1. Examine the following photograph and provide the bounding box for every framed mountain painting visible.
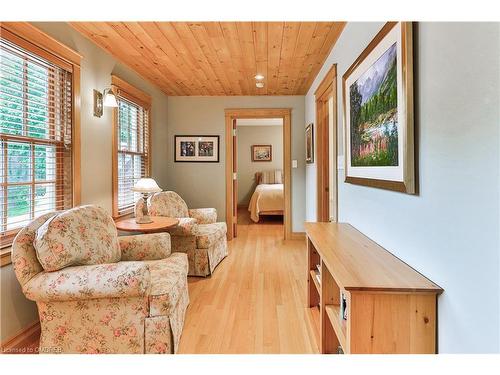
[343,22,415,194]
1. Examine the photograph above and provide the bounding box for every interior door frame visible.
[225,108,292,241]
[315,64,338,222]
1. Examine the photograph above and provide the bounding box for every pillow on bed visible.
[260,170,283,184]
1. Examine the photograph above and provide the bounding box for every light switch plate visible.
[292,160,298,168]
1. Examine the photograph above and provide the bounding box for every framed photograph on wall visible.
[251,144,272,162]
[305,123,314,164]
[174,135,219,162]
[343,22,415,194]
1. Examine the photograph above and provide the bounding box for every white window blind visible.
[0,38,73,247]
[116,96,150,216]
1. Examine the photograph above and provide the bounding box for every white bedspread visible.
[248,184,284,223]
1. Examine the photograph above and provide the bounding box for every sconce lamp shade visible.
[103,89,118,107]
[132,178,162,193]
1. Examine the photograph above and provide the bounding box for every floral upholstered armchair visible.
[11,205,189,354]
[136,191,228,277]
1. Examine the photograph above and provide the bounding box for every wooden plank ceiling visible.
[69,22,346,96]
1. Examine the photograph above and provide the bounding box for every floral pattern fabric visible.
[12,212,58,287]
[34,205,120,272]
[147,253,189,317]
[119,233,171,261]
[188,208,217,224]
[169,228,228,276]
[23,262,151,302]
[189,248,210,276]
[11,206,190,354]
[167,217,197,236]
[145,316,173,354]
[145,285,189,354]
[38,297,149,354]
[149,191,189,218]
[195,222,227,249]
[171,236,196,254]
[134,191,228,277]
[207,235,228,274]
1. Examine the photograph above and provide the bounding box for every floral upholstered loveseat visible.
[136,191,228,277]
[11,205,189,354]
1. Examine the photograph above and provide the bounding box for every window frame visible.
[0,22,81,266]
[111,75,151,219]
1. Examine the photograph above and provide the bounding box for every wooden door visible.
[315,64,337,223]
[316,95,330,222]
[232,119,238,237]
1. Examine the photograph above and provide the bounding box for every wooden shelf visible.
[305,222,443,293]
[325,305,347,350]
[310,270,321,295]
[306,222,443,354]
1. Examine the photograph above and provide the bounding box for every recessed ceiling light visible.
[254,74,265,80]
[256,82,264,88]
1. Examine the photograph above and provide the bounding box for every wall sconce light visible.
[93,88,118,117]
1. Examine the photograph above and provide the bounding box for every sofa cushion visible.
[23,261,150,302]
[195,222,227,249]
[119,233,171,261]
[147,253,188,317]
[34,205,120,271]
[149,191,189,218]
[12,212,57,286]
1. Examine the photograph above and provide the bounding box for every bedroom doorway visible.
[225,109,292,241]
[236,118,284,230]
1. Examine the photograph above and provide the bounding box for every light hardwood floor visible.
[178,209,319,353]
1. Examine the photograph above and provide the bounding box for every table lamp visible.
[132,178,162,224]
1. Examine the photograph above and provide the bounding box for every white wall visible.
[236,126,283,206]
[0,22,169,343]
[165,96,305,232]
[306,22,500,353]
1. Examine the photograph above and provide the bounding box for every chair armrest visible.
[167,217,197,236]
[23,262,150,302]
[120,233,171,261]
[189,208,217,224]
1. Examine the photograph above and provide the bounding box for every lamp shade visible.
[132,178,162,193]
[103,89,118,107]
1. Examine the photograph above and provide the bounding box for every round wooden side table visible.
[115,216,179,233]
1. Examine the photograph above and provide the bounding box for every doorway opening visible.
[225,109,292,240]
[236,118,284,229]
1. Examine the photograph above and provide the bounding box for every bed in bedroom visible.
[248,171,284,223]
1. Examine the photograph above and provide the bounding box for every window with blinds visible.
[0,37,73,247]
[115,95,150,217]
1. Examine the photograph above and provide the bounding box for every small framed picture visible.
[252,144,272,162]
[305,123,314,164]
[174,135,219,162]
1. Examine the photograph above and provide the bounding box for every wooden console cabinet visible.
[305,223,443,354]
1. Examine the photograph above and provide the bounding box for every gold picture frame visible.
[343,22,415,194]
[305,123,314,164]
[251,144,272,162]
